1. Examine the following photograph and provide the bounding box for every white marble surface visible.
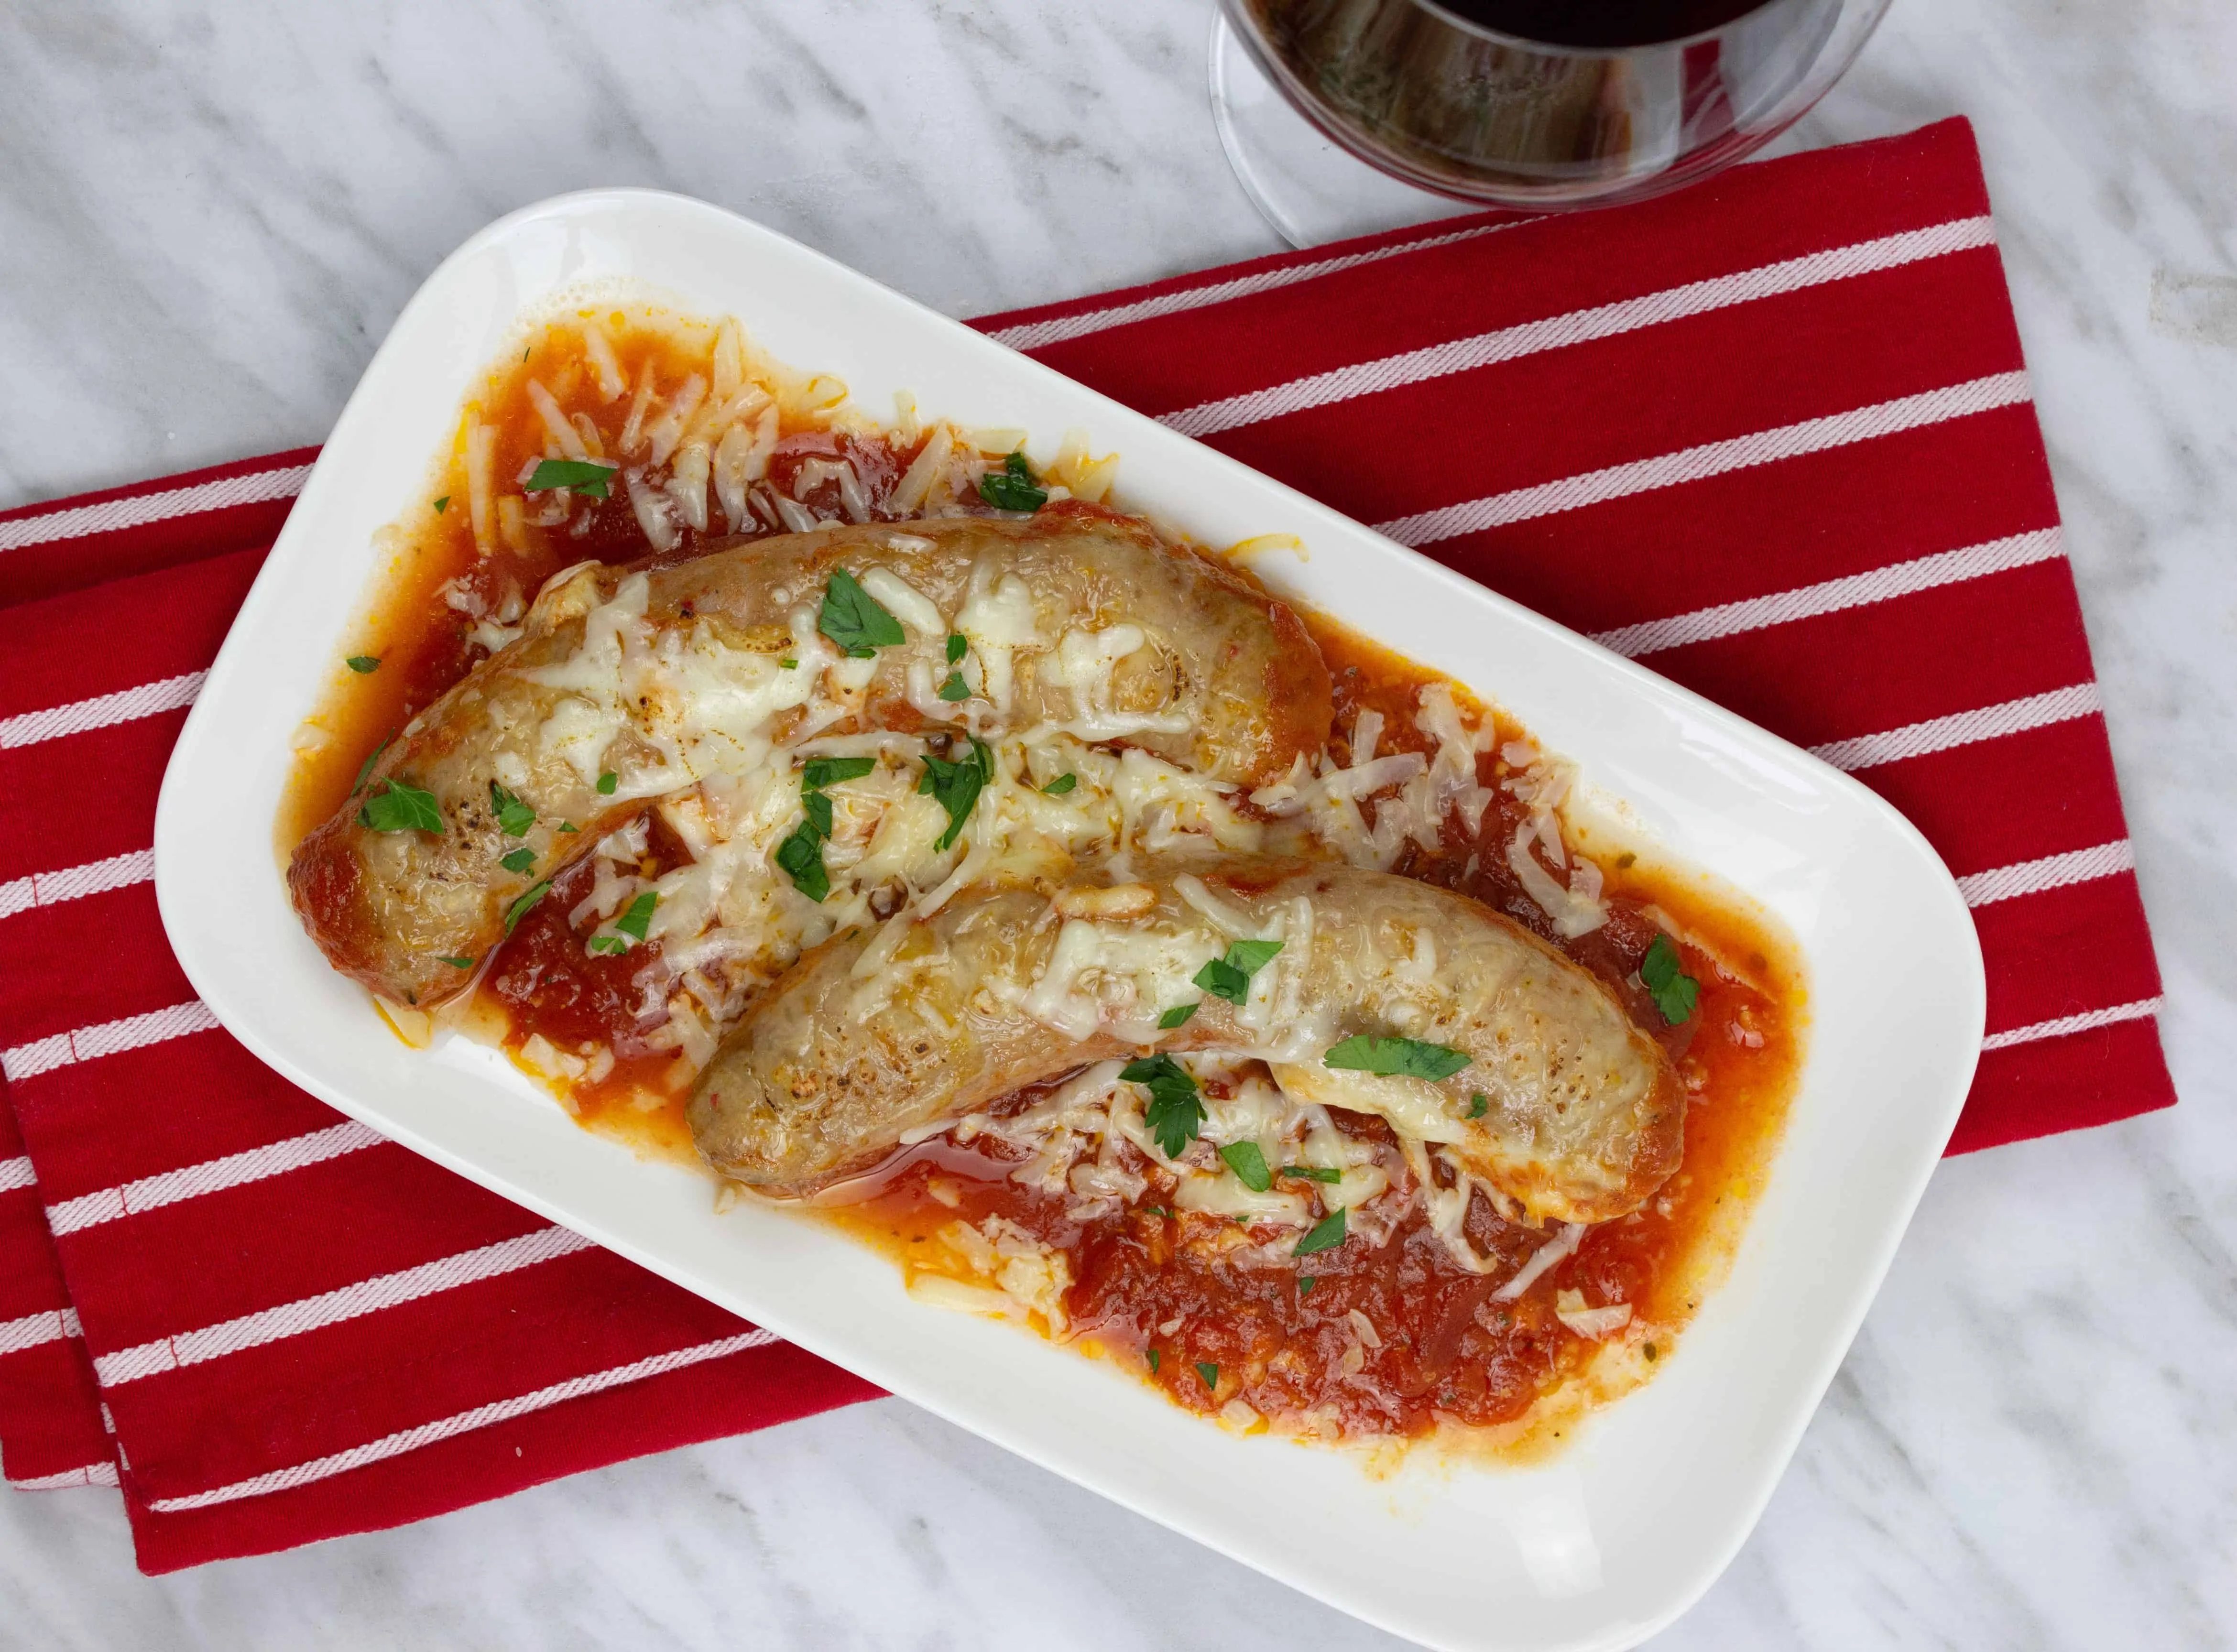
[3,0,2235,1645]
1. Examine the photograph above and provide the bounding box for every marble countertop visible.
[4,0,2234,1645]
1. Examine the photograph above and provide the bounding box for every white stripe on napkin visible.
[1376,371,2032,547]
[0,464,311,554]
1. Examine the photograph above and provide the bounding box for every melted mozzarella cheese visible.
[506,542,1612,1137]
[1015,915,1224,1042]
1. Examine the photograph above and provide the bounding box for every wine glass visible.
[1212,0,1894,246]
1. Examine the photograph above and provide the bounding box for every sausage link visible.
[289,509,1332,1006]
[688,859,1682,1222]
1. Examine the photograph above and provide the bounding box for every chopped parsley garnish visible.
[937,671,971,702]
[917,739,992,851]
[1219,1141,1272,1193]
[800,756,875,791]
[779,657,798,669]
[616,890,657,942]
[1322,1034,1470,1081]
[1194,1361,1219,1391]
[1147,1349,1160,1373]
[439,956,474,968]
[586,935,628,956]
[1120,1054,1204,1159]
[358,778,443,835]
[524,457,618,500]
[433,496,450,513]
[1193,938,1283,1005]
[1294,1206,1348,1256]
[502,880,551,935]
[1158,1001,1199,1030]
[349,733,395,798]
[817,567,906,658]
[1278,1164,1341,1185]
[775,757,873,903]
[1041,773,1077,795]
[776,819,829,902]
[346,655,380,674]
[557,821,579,833]
[946,632,967,664]
[1468,1091,1489,1118]
[596,771,618,795]
[1640,933,1699,1025]
[1298,1275,1318,1296]
[977,450,1047,513]
[499,847,536,875]
[489,781,535,837]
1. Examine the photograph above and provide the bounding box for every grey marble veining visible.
[2,0,2233,1647]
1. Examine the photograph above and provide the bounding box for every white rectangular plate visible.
[156,190,1984,1652]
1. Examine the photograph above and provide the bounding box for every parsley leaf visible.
[557,821,579,833]
[433,495,450,513]
[439,955,474,968]
[1225,937,1286,975]
[1120,1054,1204,1159]
[489,781,535,837]
[1194,1361,1219,1391]
[616,890,657,941]
[917,740,991,851]
[1279,1165,1342,1185]
[977,450,1047,513]
[817,567,906,658]
[596,771,619,795]
[499,847,536,874]
[1193,937,1284,1004]
[1147,1348,1160,1373]
[1219,1141,1272,1192]
[946,632,967,664]
[524,457,618,500]
[1158,1001,1199,1029]
[1640,933,1699,1025]
[775,760,874,904]
[1298,1275,1317,1296]
[937,670,971,702]
[800,756,875,791]
[1322,1035,1471,1081]
[779,657,798,669]
[586,935,628,956]
[1294,1206,1348,1256]
[358,779,443,834]
[1041,773,1077,795]
[502,880,551,935]
[1468,1091,1489,1119]
[346,655,380,674]
[775,817,830,902]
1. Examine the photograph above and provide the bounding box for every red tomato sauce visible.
[282,309,1806,1448]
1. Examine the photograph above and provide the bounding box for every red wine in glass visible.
[1221,0,1890,217]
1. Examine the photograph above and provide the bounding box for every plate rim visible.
[153,184,1987,1652]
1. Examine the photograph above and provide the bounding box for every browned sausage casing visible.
[688,859,1683,1223]
[289,508,1333,1007]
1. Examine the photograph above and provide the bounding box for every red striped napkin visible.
[0,116,2170,1571]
